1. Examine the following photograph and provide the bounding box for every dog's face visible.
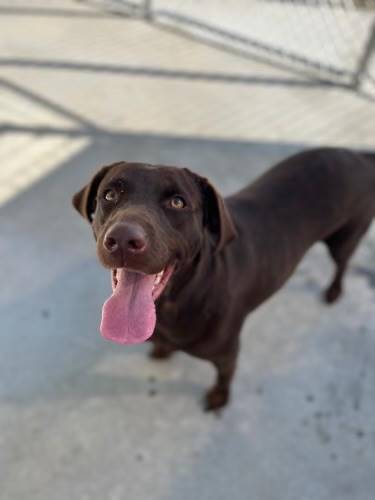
[94,163,205,274]
[72,161,236,345]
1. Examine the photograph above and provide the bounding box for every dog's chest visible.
[155,296,217,348]
[157,299,197,334]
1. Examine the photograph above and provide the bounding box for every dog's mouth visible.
[100,265,174,345]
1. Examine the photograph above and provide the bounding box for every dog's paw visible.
[148,344,174,360]
[204,386,230,412]
[323,284,342,304]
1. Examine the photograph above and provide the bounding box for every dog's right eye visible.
[103,189,118,202]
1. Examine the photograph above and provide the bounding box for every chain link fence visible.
[82,0,375,95]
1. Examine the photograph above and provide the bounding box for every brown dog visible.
[72,148,375,411]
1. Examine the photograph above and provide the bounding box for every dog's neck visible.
[157,235,229,331]
[155,240,225,346]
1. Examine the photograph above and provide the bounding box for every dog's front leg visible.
[148,330,176,360]
[204,344,239,412]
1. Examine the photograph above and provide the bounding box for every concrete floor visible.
[1,2,375,499]
[2,134,375,500]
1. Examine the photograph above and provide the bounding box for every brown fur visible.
[73,148,375,411]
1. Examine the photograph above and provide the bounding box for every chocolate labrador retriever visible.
[73,148,375,411]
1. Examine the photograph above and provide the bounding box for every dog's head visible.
[72,161,237,344]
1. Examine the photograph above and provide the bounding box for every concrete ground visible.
[1,2,375,499]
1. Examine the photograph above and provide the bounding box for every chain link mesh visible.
[83,0,375,93]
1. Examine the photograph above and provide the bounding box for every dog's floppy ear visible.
[72,166,112,222]
[184,168,237,252]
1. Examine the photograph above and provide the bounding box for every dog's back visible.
[225,148,375,308]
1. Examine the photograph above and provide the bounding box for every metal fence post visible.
[353,20,375,90]
[143,0,153,20]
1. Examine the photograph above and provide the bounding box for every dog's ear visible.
[184,168,237,252]
[72,166,112,222]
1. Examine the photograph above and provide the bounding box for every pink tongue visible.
[100,269,156,344]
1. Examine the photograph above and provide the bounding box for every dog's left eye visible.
[104,189,117,202]
[169,196,186,209]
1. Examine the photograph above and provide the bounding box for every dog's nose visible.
[104,222,147,255]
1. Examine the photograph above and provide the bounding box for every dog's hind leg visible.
[324,216,373,304]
